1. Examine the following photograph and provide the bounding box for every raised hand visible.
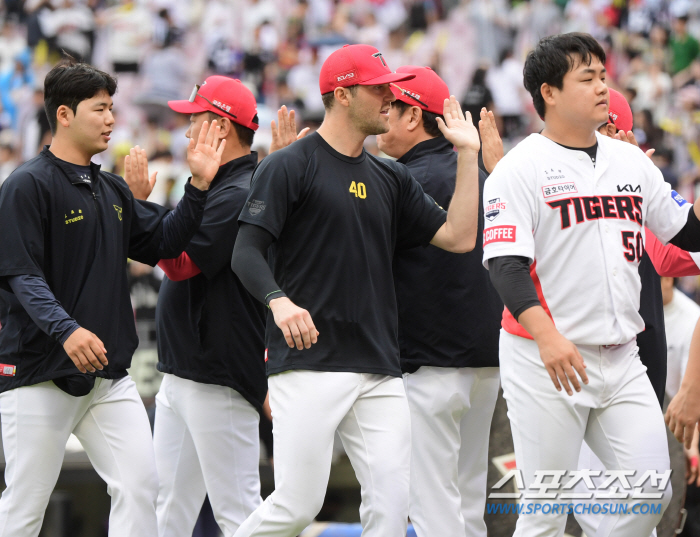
[436,96,481,153]
[124,145,158,200]
[269,106,310,154]
[614,130,655,158]
[479,108,504,173]
[187,120,226,190]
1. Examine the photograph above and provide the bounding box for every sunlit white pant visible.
[154,374,262,537]
[0,377,158,537]
[233,370,411,537]
[575,442,658,537]
[499,330,670,537]
[403,366,500,537]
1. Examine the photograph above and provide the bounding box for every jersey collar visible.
[41,146,102,186]
[209,151,258,190]
[397,136,453,165]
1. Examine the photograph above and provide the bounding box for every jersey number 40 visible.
[349,181,367,199]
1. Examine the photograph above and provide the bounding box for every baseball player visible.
[0,59,224,537]
[375,65,502,537]
[230,44,481,537]
[122,77,303,537]
[483,32,700,536]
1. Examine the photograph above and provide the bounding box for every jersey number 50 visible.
[621,231,644,263]
[349,181,367,199]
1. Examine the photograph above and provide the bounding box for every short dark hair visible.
[206,111,256,147]
[523,33,606,119]
[44,56,118,134]
[392,99,444,138]
[321,85,358,110]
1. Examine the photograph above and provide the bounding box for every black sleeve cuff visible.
[669,207,700,252]
[488,256,541,321]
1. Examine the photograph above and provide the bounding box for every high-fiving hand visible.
[436,96,481,153]
[269,106,310,154]
[124,145,157,201]
[479,108,504,174]
[187,120,227,190]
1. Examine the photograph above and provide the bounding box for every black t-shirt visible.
[238,132,447,377]
[393,137,502,372]
[156,154,267,412]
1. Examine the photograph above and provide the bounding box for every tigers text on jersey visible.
[482,132,691,346]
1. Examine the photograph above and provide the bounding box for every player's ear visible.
[540,82,556,109]
[56,105,73,129]
[218,117,231,138]
[335,87,352,108]
[406,106,422,132]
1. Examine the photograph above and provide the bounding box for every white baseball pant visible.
[403,365,500,537]
[574,442,657,537]
[0,376,158,537]
[233,370,411,537]
[154,374,262,537]
[499,330,670,537]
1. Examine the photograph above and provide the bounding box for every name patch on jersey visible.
[484,225,516,245]
[671,190,688,207]
[485,198,507,221]
[542,182,577,198]
[0,364,16,377]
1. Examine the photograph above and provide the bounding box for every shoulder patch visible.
[671,190,688,207]
[485,198,507,221]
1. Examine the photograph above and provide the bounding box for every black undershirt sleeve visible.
[488,256,541,320]
[668,207,700,252]
[231,223,287,306]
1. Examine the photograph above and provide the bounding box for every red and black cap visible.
[168,75,259,131]
[319,44,415,94]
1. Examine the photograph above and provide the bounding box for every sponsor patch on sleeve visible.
[0,364,16,377]
[671,190,688,207]
[542,182,578,198]
[483,225,516,245]
[485,198,507,221]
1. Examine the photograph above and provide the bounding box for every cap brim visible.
[167,99,208,114]
[360,72,416,87]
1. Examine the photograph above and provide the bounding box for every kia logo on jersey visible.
[485,198,507,221]
[617,184,641,193]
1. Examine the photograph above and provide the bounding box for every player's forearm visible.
[231,223,286,305]
[8,274,80,344]
[517,306,560,344]
[156,181,208,259]
[438,149,479,252]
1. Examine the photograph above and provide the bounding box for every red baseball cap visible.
[390,66,449,116]
[168,76,259,131]
[319,44,415,95]
[607,88,633,133]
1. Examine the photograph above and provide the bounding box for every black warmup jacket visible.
[393,136,503,373]
[0,146,207,392]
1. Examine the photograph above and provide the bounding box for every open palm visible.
[437,96,481,153]
[187,120,226,189]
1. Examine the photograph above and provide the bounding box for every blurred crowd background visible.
[1,0,700,317]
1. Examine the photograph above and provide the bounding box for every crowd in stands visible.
[1,0,700,297]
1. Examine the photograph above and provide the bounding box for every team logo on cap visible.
[372,52,387,67]
[485,198,507,221]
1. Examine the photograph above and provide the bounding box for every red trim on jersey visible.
[501,261,554,339]
[645,229,700,277]
[158,252,202,281]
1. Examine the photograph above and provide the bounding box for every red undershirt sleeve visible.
[157,251,202,281]
[645,228,700,277]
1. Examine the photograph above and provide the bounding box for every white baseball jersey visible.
[664,289,700,399]
[482,132,692,346]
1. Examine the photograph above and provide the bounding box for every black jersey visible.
[238,132,447,377]
[393,137,502,372]
[156,154,267,412]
